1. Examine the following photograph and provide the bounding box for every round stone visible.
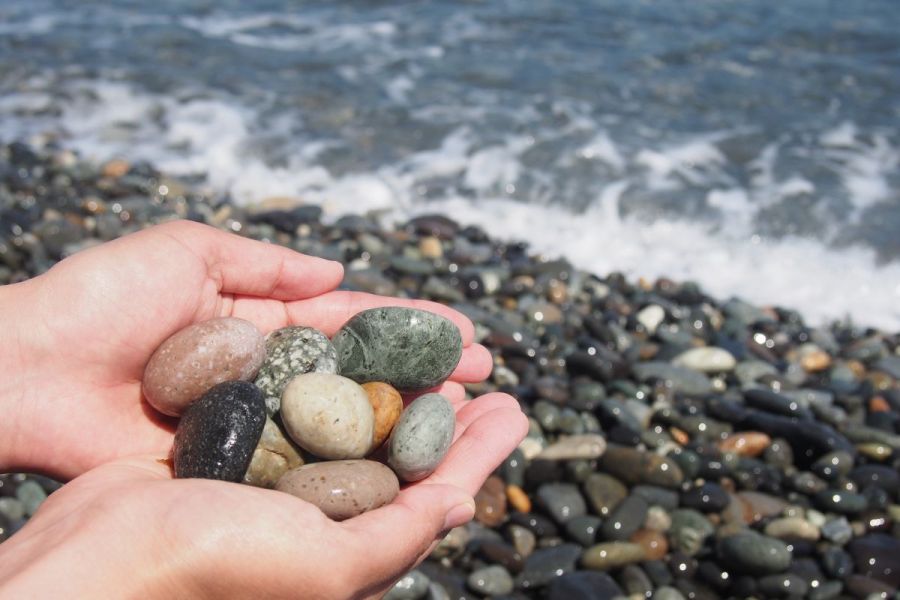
[143,317,265,416]
[716,532,792,575]
[388,392,455,482]
[242,416,305,488]
[253,326,337,415]
[467,565,514,596]
[333,307,463,392]
[276,460,399,521]
[361,382,403,450]
[173,381,266,481]
[281,373,374,460]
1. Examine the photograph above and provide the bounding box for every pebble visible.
[814,489,868,515]
[333,307,463,392]
[600,446,685,488]
[536,434,606,461]
[631,528,669,560]
[253,326,337,414]
[143,317,266,416]
[637,304,666,334]
[757,573,809,598]
[475,476,508,527]
[173,381,266,481]
[680,483,730,513]
[281,373,375,460]
[600,494,648,541]
[515,543,582,589]
[581,541,647,570]
[669,509,715,556]
[536,483,587,524]
[564,515,602,547]
[582,473,628,516]
[506,484,531,513]
[243,416,305,488]
[0,498,25,522]
[546,572,624,600]
[15,481,47,516]
[632,362,713,396]
[388,393,455,482]
[672,347,736,373]
[467,565,514,596]
[847,533,900,587]
[821,517,853,545]
[384,570,430,600]
[764,517,821,541]
[361,382,403,450]
[716,532,792,575]
[276,460,399,520]
[718,431,771,457]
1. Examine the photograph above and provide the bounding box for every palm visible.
[15,221,491,479]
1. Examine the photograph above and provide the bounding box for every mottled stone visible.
[333,307,463,392]
[388,393,455,481]
[475,476,508,527]
[581,542,647,570]
[143,317,265,416]
[243,416,305,488]
[361,382,403,450]
[600,446,685,488]
[281,373,374,460]
[536,434,606,461]
[467,565,514,596]
[253,326,337,414]
[716,532,792,575]
[174,381,266,481]
[276,460,398,521]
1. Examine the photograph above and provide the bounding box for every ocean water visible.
[1,0,898,328]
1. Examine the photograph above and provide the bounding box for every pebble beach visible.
[1,141,899,599]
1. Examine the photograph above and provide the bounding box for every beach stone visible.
[174,381,266,481]
[680,483,729,513]
[546,572,623,600]
[333,307,463,392]
[631,528,669,560]
[467,565,514,596]
[600,446,684,488]
[506,524,537,557]
[600,494,648,541]
[15,481,46,516]
[583,473,628,516]
[820,517,853,545]
[757,574,808,598]
[814,489,867,515]
[143,317,265,416]
[276,460,398,520]
[820,546,853,578]
[384,570,430,600]
[632,362,713,395]
[736,491,789,523]
[716,532,792,575]
[669,509,715,556]
[0,498,25,522]
[536,483,587,524]
[506,484,531,513]
[536,434,606,461]
[361,382,403,450]
[477,540,524,574]
[243,416,305,488]
[673,347,736,373]
[253,326,337,414]
[475,476,508,527]
[811,451,854,481]
[764,517,821,541]
[645,505,673,532]
[849,464,899,495]
[388,393,455,481]
[281,373,374,460]
[581,541,647,570]
[633,485,679,511]
[637,304,666,334]
[718,432,771,457]
[564,515,602,547]
[847,533,900,587]
[515,543,582,589]
[653,586,687,600]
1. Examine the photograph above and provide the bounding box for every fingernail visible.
[442,498,476,530]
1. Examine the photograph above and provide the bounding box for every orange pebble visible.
[506,484,532,513]
[361,382,403,450]
[630,529,668,560]
[718,432,772,457]
[474,476,507,527]
[670,427,690,446]
[869,396,890,413]
[801,350,832,372]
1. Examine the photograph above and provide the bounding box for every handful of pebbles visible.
[142,307,464,520]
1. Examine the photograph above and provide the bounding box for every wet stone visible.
[506,524,537,557]
[143,317,266,416]
[811,451,854,481]
[668,509,715,556]
[621,564,654,597]
[581,541,647,570]
[174,381,266,482]
[630,528,669,560]
[563,514,602,547]
[536,434,606,461]
[15,481,47,517]
[716,532,792,575]
[515,543,582,589]
[477,540,524,575]
[814,489,867,515]
[545,572,623,600]
[820,517,853,545]
[536,483,587,525]
[467,565,514,596]
[475,476,508,527]
[384,570,430,600]
[276,460,399,520]
[632,362,713,396]
[333,307,463,392]
[388,393,455,482]
[253,326,337,415]
[763,517,821,541]
[846,533,900,587]
[680,483,730,513]
[757,574,809,599]
[582,473,628,517]
[600,445,685,489]
[599,494,648,541]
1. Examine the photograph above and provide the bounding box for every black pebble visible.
[173,381,266,482]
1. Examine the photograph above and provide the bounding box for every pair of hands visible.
[0,220,527,598]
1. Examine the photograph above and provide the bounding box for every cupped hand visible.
[0,385,528,599]
[0,220,493,479]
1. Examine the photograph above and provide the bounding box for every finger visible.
[286,291,475,346]
[449,343,493,383]
[340,483,474,593]
[452,392,522,433]
[158,220,344,300]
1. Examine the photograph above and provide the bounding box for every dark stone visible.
[564,515,602,547]
[846,533,900,587]
[536,483,587,525]
[333,307,462,392]
[813,489,868,515]
[247,205,322,231]
[632,485,680,510]
[620,564,653,597]
[600,445,684,488]
[508,512,559,538]
[680,483,730,513]
[599,494,648,541]
[849,465,899,495]
[515,544,582,589]
[820,547,854,579]
[173,381,266,482]
[757,574,809,598]
[744,388,814,420]
[477,541,524,575]
[632,362,712,396]
[643,559,674,587]
[738,409,855,466]
[716,532,792,575]
[545,571,623,600]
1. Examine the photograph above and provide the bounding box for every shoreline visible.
[1,141,899,598]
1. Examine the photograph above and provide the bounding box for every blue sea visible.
[1,0,898,328]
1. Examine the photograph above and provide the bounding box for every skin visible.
[0,220,528,599]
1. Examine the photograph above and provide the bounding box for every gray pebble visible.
[388,393,455,482]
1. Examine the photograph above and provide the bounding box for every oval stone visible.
[388,393,455,482]
[281,373,375,459]
[242,416,305,488]
[174,381,266,481]
[253,326,338,415]
[333,307,463,392]
[276,460,399,520]
[362,382,403,450]
[143,317,265,416]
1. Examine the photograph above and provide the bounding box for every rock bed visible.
[1,141,899,599]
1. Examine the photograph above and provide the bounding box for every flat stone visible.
[276,460,399,521]
[632,362,713,395]
[174,381,266,481]
[475,476,508,527]
[814,489,867,515]
[243,416,305,488]
[143,317,265,416]
[600,446,684,488]
[736,491,789,523]
[281,373,374,460]
[582,473,628,517]
[763,517,820,541]
[757,574,808,598]
[467,565,514,596]
[673,347,736,373]
[718,432,771,457]
[515,543,582,589]
[536,434,606,461]
[388,393,455,482]
[536,483,587,524]
[581,541,647,570]
[716,532,792,575]
[600,494,648,541]
[253,326,337,415]
[333,307,462,392]
[361,382,403,450]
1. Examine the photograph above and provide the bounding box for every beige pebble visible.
[243,417,305,488]
[276,460,398,520]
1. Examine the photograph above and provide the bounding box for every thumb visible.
[339,483,475,593]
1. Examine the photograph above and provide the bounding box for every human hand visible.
[0,220,493,479]
[0,384,527,598]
